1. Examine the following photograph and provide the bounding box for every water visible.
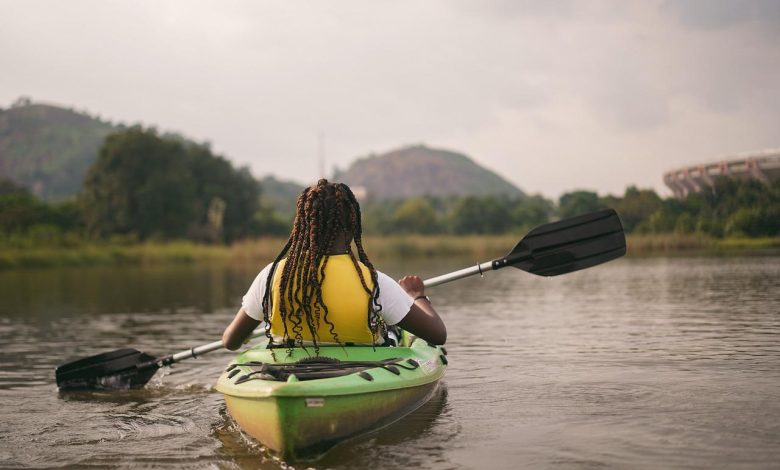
[1,257,779,469]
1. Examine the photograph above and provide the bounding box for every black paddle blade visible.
[493,209,626,276]
[55,348,160,391]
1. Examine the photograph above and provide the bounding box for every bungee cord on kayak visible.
[227,356,423,384]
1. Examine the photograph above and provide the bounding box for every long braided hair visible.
[260,179,383,353]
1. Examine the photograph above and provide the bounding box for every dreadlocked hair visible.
[260,179,384,355]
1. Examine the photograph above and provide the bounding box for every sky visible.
[1,0,778,199]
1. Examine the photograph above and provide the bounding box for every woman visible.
[222,179,446,352]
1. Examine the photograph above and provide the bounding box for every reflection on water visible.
[0,256,779,468]
[0,264,255,318]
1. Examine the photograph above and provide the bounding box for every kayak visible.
[215,334,447,459]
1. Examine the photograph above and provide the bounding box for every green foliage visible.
[258,176,304,217]
[0,102,117,200]
[391,198,440,234]
[451,196,515,234]
[559,178,779,238]
[604,186,663,233]
[512,195,555,230]
[0,192,42,233]
[80,127,260,242]
[674,212,696,233]
[0,178,31,196]
[360,199,397,234]
[725,207,780,237]
[0,187,83,236]
[672,178,780,237]
[558,191,605,219]
[357,193,554,236]
[251,207,291,236]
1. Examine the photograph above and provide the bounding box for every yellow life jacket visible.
[269,255,377,344]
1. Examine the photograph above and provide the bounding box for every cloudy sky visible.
[1,0,778,198]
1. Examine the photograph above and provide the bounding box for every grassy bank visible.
[0,234,778,269]
[0,241,235,269]
[627,234,780,256]
[0,235,517,269]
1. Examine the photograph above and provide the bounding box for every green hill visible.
[334,145,523,200]
[0,100,523,205]
[0,98,119,200]
[259,175,305,215]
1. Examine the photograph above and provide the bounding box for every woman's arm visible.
[224,263,273,350]
[222,308,261,350]
[396,275,447,345]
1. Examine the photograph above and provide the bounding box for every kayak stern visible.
[217,339,447,459]
[224,382,439,458]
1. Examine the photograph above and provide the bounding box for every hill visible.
[334,145,523,199]
[0,98,119,200]
[259,175,305,215]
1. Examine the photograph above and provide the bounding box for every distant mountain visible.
[0,98,119,200]
[334,145,523,199]
[0,100,523,205]
[259,175,305,215]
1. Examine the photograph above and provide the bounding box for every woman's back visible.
[269,255,375,344]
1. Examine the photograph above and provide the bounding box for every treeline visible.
[0,179,83,246]
[357,179,779,237]
[1,127,288,248]
[359,194,554,235]
[601,180,779,237]
[1,126,778,248]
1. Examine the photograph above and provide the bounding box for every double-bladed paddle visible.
[55,208,626,391]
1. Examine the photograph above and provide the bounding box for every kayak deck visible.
[216,338,447,459]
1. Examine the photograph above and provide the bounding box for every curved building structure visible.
[664,149,780,198]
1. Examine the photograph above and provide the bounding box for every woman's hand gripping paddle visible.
[55,209,626,391]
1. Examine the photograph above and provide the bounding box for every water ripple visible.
[0,257,779,468]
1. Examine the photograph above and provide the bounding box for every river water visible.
[0,256,778,469]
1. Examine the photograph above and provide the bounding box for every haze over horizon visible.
[1,0,778,199]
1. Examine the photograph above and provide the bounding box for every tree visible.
[558,191,604,219]
[391,198,439,234]
[511,195,554,230]
[451,196,513,234]
[0,192,42,233]
[607,186,663,233]
[81,127,196,239]
[0,178,31,197]
[726,207,780,237]
[0,178,83,237]
[186,145,260,241]
[81,127,259,242]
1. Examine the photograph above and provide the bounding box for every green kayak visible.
[215,335,447,459]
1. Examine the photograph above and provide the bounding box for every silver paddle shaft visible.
[423,261,494,288]
[168,330,267,363]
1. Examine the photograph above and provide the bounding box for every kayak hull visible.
[216,338,447,459]
[224,382,439,457]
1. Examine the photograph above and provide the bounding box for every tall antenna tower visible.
[317,132,326,179]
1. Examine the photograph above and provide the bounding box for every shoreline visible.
[0,234,778,269]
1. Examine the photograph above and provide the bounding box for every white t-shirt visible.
[241,262,414,326]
